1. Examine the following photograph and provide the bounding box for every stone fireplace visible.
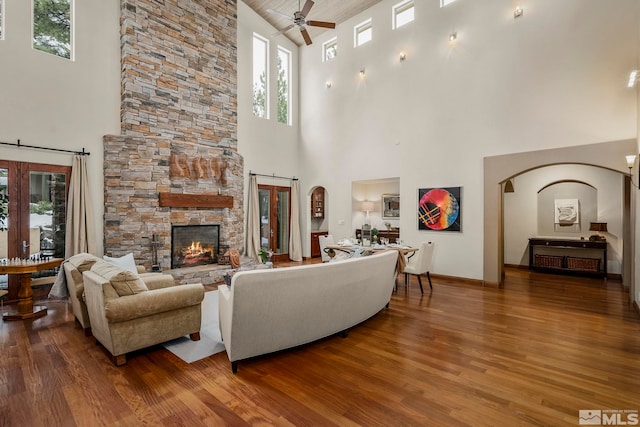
[103,0,241,285]
[171,225,220,269]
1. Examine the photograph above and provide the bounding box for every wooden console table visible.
[528,238,606,278]
[0,258,63,320]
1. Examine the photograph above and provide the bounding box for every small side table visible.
[0,258,63,321]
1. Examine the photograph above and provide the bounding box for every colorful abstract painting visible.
[417,187,462,232]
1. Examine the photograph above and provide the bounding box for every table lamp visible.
[588,222,607,241]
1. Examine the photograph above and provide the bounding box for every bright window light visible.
[322,37,337,62]
[33,0,74,60]
[393,0,414,29]
[277,46,292,126]
[0,0,4,40]
[354,19,372,47]
[252,33,269,119]
[441,0,457,6]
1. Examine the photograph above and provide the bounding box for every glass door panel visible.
[29,171,67,259]
[258,185,291,262]
[258,188,271,250]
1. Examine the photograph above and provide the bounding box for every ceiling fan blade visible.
[306,20,336,29]
[266,8,294,21]
[300,27,312,45]
[272,24,296,36]
[300,0,314,18]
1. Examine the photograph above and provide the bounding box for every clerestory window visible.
[393,0,414,29]
[354,19,372,47]
[322,37,337,62]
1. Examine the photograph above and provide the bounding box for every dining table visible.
[325,242,418,273]
[326,242,418,256]
[0,257,63,321]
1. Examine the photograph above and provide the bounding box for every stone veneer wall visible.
[103,0,241,282]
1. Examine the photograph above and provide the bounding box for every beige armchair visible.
[63,253,174,335]
[82,261,204,366]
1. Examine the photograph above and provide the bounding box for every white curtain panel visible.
[289,180,302,261]
[65,155,96,257]
[246,175,261,261]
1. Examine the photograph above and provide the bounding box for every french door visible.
[258,184,290,262]
[0,161,70,300]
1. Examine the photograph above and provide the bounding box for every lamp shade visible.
[589,222,607,232]
[361,201,375,212]
[626,155,636,169]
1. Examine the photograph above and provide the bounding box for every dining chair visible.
[403,241,434,294]
[318,234,334,262]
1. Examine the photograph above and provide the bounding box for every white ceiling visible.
[242,0,384,46]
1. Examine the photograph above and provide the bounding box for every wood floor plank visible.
[1,266,639,426]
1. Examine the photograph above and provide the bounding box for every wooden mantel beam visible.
[159,192,233,209]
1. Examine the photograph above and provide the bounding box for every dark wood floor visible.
[1,265,639,426]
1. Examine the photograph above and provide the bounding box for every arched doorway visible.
[483,139,636,301]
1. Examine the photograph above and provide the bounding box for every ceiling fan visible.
[267,0,336,46]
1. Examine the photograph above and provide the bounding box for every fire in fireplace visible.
[171,225,220,269]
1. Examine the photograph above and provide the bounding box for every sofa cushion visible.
[67,253,101,272]
[103,253,139,276]
[90,261,148,297]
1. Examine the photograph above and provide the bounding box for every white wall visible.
[504,165,624,273]
[236,1,302,251]
[0,0,121,255]
[298,0,638,279]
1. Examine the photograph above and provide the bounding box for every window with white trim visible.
[277,46,291,126]
[252,33,269,119]
[354,19,372,47]
[33,0,73,59]
[322,37,337,62]
[393,0,414,29]
[441,0,457,7]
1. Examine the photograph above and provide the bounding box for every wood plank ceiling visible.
[243,0,384,47]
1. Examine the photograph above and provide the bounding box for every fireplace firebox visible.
[171,225,220,269]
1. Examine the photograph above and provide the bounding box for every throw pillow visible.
[103,253,139,276]
[67,253,101,272]
[91,261,148,297]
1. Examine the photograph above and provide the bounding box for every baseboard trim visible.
[429,273,487,288]
[504,263,528,270]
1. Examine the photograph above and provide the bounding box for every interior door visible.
[0,161,70,301]
[258,184,290,262]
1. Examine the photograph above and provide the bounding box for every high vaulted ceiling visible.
[243,0,384,47]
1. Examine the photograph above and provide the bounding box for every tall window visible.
[0,0,4,40]
[393,0,414,29]
[277,46,291,126]
[252,33,269,119]
[33,0,73,59]
[322,37,337,62]
[354,19,372,47]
